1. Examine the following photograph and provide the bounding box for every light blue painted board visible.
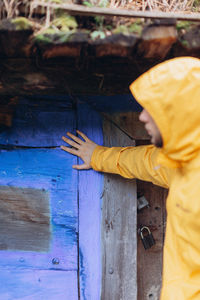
[0,148,78,271]
[78,101,103,300]
[0,98,75,147]
[0,269,78,300]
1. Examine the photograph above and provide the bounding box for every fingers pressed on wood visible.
[66,132,84,144]
[62,136,80,149]
[60,145,79,155]
[76,130,90,142]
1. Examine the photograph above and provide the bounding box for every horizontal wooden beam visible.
[0,22,199,97]
[31,2,200,21]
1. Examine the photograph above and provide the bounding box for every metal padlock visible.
[139,226,155,250]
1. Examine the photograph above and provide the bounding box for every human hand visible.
[61,130,98,170]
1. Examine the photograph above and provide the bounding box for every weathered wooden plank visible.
[103,112,149,140]
[0,269,78,300]
[137,181,167,300]
[101,117,137,300]
[0,148,78,271]
[28,2,200,21]
[0,57,142,96]
[75,97,148,139]
[94,34,138,58]
[0,186,50,252]
[138,25,177,59]
[0,97,75,147]
[0,96,79,298]
[78,101,103,300]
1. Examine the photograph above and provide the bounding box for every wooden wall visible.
[0,97,104,300]
[0,97,79,299]
[101,118,137,300]
[101,112,168,300]
[137,180,168,300]
[0,95,168,299]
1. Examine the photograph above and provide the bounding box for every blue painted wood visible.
[0,97,75,147]
[81,94,142,113]
[78,100,103,300]
[0,99,79,299]
[0,149,78,271]
[0,269,78,300]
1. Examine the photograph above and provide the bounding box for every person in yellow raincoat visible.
[61,56,200,299]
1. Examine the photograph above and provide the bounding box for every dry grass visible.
[0,0,199,21]
[0,0,21,19]
[0,0,29,19]
[107,0,199,13]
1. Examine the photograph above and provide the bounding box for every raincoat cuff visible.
[91,145,108,171]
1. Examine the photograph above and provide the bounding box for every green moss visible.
[11,17,32,30]
[34,13,78,44]
[50,0,62,3]
[113,25,129,35]
[181,39,190,48]
[91,30,106,40]
[35,34,53,44]
[83,1,93,7]
[34,29,75,44]
[52,15,78,32]
[113,21,143,36]
[176,21,194,31]
[193,0,200,10]
[56,31,74,43]
[129,22,143,35]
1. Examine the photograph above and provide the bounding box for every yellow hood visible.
[130,57,200,168]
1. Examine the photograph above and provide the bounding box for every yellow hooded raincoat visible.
[91,57,200,299]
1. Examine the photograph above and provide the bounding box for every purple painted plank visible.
[78,101,103,300]
[0,149,78,271]
[0,269,78,300]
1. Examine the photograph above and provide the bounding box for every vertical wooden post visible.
[78,101,104,300]
[101,117,137,300]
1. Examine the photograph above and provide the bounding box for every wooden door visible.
[101,116,137,300]
[0,97,103,300]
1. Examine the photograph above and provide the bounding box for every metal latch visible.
[137,195,149,211]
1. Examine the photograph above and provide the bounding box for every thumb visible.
[72,164,91,170]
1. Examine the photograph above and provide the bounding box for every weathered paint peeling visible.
[79,247,87,300]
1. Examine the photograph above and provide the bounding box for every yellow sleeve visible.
[91,145,171,188]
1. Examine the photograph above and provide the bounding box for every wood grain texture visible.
[78,101,104,300]
[0,57,163,96]
[137,181,168,300]
[138,26,177,59]
[101,117,137,300]
[103,112,149,140]
[0,97,75,147]
[0,100,79,298]
[0,186,50,252]
[0,148,78,271]
[0,269,78,300]
[23,2,200,20]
